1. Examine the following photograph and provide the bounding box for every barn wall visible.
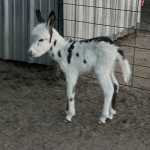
[0,0,63,65]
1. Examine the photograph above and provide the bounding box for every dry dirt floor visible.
[0,60,150,150]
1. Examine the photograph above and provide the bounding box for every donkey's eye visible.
[39,39,44,42]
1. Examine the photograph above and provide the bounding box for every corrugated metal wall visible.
[0,0,63,64]
[64,0,141,40]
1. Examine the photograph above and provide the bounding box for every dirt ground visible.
[0,60,150,150]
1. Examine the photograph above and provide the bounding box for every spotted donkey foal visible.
[29,10,131,124]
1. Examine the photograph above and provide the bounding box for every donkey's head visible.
[29,10,56,57]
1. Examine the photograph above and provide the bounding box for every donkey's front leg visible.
[65,71,78,122]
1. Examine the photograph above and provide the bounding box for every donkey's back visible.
[64,38,119,74]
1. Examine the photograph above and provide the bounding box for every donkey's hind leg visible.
[109,73,119,119]
[95,69,114,124]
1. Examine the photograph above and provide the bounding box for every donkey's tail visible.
[117,49,131,83]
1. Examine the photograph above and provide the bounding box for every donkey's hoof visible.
[64,118,72,123]
[98,116,107,124]
[65,115,72,122]
[108,114,113,120]
[111,109,117,115]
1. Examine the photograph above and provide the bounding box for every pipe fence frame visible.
[63,0,150,91]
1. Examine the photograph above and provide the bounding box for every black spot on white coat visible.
[54,40,57,46]
[39,39,44,42]
[83,59,87,64]
[76,53,79,57]
[67,41,75,64]
[80,36,113,44]
[69,98,73,101]
[118,49,125,59]
[58,50,61,58]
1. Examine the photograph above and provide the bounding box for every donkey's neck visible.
[52,29,67,48]
[49,29,68,61]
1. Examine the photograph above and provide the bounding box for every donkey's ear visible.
[47,11,56,28]
[35,9,45,23]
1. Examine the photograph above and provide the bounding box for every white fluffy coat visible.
[29,15,131,124]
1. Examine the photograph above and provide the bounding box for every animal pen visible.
[0,0,150,91]
[0,0,150,149]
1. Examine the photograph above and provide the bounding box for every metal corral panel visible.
[0,0,63,64]
[63,0,141,40]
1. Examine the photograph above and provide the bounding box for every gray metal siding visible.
[0,0,4,57]
[0,0,63,65]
